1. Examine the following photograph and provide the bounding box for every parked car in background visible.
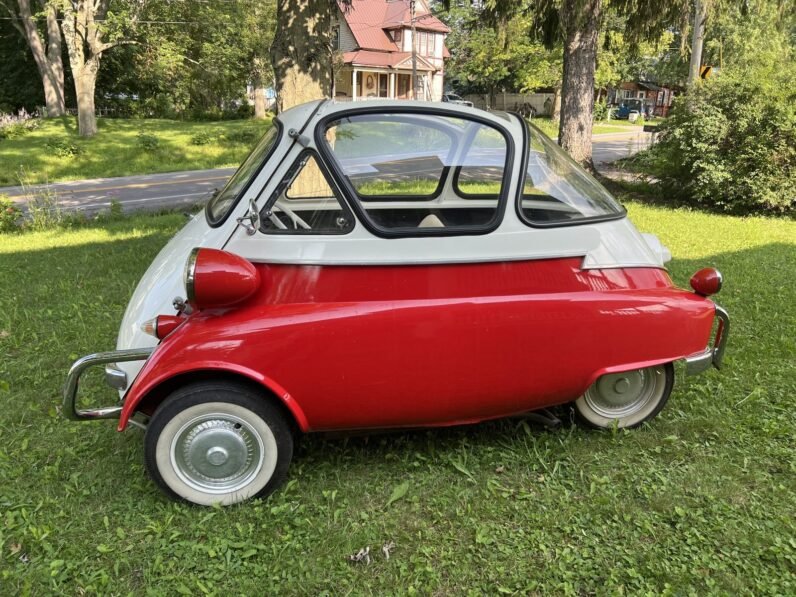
[441,92,473,107]
[64,100,729,506]
[614,98,645,119]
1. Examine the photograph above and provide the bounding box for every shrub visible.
[645,75,796,215]
[137,132,160,151]
[593,100,610,121]
[190,131,213,145]
[46,139,82,158]
[0,195,22,233]
[0,109,40,140]
[224,128,259,144]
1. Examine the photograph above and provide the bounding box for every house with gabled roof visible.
[332,0,450,101]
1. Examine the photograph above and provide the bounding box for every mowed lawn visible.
[0,117,272,186]
[530,117,657,139]
[0,205,794,594]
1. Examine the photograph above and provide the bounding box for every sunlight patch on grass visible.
[0,117,272,185]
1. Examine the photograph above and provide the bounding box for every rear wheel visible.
[574,364,674,429]
[144,381,293,506]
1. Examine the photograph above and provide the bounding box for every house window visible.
[417,31,428,55]
[331,26,340,50]
[428,33,435,56]
[393,29,402,44]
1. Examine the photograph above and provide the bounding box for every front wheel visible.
[144,381,293,506]
[573,364,674,429]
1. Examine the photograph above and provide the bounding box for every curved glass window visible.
[321,112,510,235]
[519,124,625,225]
[206,123,281,225]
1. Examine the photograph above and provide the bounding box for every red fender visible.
[117,356,309,432]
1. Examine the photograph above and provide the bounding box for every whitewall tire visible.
[574,364,674,429]
[144,381,293,506]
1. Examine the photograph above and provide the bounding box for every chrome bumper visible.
[684,304,730,375]
[63,348,154,421]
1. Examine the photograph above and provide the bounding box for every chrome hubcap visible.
[171,414,264,493]
[583,367,663,419]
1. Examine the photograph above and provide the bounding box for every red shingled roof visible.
[342,50,436,70]
[340,0,450,53]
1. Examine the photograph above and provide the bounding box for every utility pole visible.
[410,0,418,100]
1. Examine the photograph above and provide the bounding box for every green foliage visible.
[24,185,64,231]
[190,131,213,146]
[0,205,795,593]
[224,128,259,144]
[136,132,160,151]
[643,75,796,215]
[0,113,40,140]
[593,100,610,121]
[0,195,22,233]
[96,0,276,120]
[45,139,82,158]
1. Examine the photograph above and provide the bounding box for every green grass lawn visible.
[1,204,794,593]
[0,117,272,186]
[531,117,658,139]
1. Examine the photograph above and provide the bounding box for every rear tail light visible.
[184,247,261,310]
[141,315,183,339]
[690,268,723,296]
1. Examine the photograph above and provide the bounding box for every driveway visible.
[1,131,652,215]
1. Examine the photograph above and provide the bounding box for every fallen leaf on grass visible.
[386,481,409,508]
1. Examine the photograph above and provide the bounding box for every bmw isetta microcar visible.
[64,100,729,505]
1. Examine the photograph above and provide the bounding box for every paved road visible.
[1,131,651,215]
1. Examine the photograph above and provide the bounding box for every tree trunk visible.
[270,0,333,112]
[60,0,122,137]
[558,0,601,168]
[551,83,562,125]
[687,0,708,88]
[13,0,65,116]
[253,84,268,119]
[74,61,98,137]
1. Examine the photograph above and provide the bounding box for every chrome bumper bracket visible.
[684,304,730,375]
[63,348,154,421]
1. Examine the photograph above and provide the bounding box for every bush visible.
[645,76,796,215]
[593,100,610,121]
[0,195,22,233]
[46,139,82,158]
[224,128,259,144]
[0,109,40,140]
[190,131,213,145]
[137,132,160,151]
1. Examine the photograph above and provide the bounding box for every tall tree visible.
[59,0,139,136]
[1,0,66,116]
[557,0,601,164]
[271,0,335,112]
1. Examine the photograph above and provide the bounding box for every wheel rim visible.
[582,366,665,419]
[171,413,265,494]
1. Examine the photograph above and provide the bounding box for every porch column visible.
[389,72,396,99]
[352,69,358,101]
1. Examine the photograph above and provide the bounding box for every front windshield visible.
[206,123,280,224]
[519,124,625,225]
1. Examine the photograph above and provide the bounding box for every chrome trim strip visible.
[684,303,729,375]
[184,247,199,303]
[63,348,154,421]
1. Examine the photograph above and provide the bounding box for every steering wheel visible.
[268,200,311,230]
